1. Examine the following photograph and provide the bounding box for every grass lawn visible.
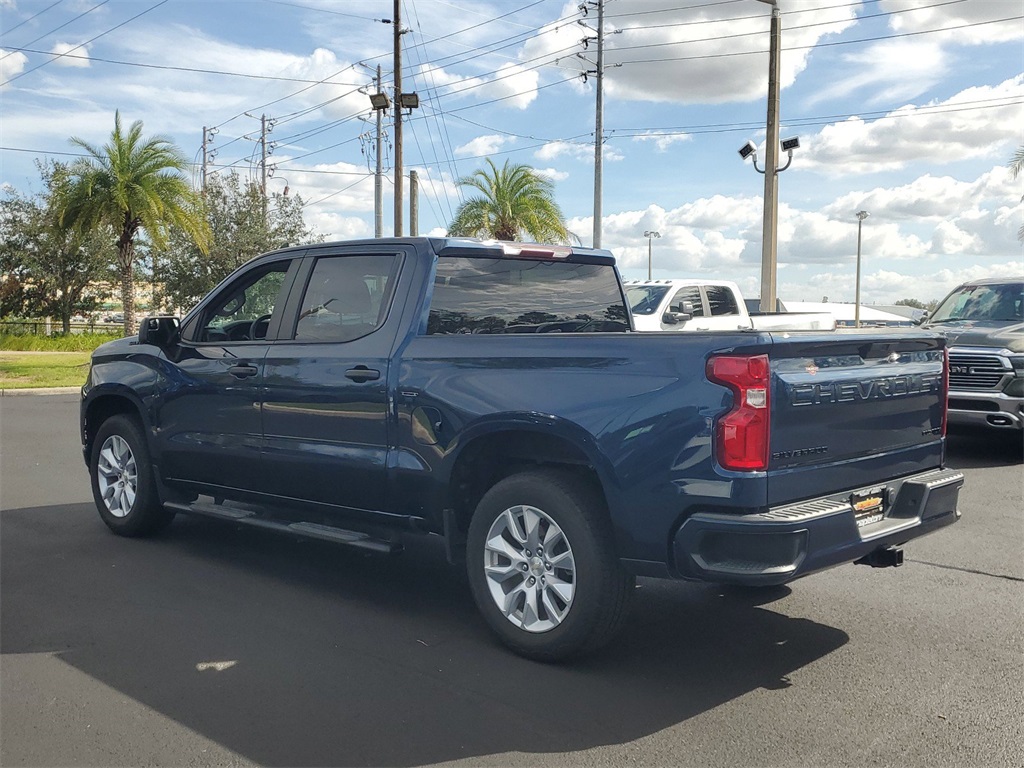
[0,352,90,389]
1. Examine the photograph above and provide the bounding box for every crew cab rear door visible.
[259,246,406,518]
[766,332,946,506]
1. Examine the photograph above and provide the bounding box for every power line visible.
[0,0,67,40]
[614,14,1024,66]
[0,0,108,61]
[403,0,458,223]
[2,0,169,86]
[611,0,969,53]
[2,45,365,87]
[259,0,389,22]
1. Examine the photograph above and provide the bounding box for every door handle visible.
[345,366,381,382]
[227,363,259,379]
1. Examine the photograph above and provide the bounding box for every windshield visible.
[626,286,670,315]
[929,282,1024,323]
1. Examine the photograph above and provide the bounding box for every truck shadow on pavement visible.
[945,427,1023,469]
[2,504,847,767]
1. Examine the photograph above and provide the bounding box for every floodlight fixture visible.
[399,92,419,109]
[369,92,390,110]
[781,136,800,152]
[738,141,757,160]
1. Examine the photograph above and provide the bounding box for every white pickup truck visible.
[624,279,836,332]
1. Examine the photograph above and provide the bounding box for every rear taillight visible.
[942,348,949,437]
[706,354,771,471]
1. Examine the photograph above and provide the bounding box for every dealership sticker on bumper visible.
[852,488,886,528]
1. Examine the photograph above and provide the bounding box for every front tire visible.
[90,414,175,537]
[466,470,634,662]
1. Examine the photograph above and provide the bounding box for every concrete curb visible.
[1,387,81,397]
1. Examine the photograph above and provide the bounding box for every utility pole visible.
[759,0,781,313]
[410,170,419,236]
[200,126,218,194]
[260,113,268,226]
[393,0,403,237]
[855,210,869,328]
[593,0,604,248]
[201,126,208,193]
[644,230,660,279]
[375,64,384,238]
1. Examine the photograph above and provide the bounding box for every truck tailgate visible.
[767,332,946,506]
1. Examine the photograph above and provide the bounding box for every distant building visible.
[779,301,914,327]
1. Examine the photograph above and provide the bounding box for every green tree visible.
[448,159,575,244]
[894,298,926,309]
[158,172,319,313]
[61,111,209,335]
[0,161,116,332]
[1010,145,1024,242]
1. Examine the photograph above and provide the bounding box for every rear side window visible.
[427,257,629,335]
[293,255,400,342]
[705,285,740,316]
[669,286,705,317]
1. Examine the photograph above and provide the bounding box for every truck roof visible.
[623,278,740,289]
[262,237,617,265]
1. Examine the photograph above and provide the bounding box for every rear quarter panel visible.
[395,332,772,564]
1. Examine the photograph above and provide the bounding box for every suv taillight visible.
[707,354,770,471]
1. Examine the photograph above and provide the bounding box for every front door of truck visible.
[260,249,405,518]
[158,257,299,495]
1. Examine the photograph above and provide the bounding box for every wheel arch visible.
[82,388,149,461]
[443,418,617,544]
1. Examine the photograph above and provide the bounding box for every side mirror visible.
[138,316,180,347]
[662,300,694,325]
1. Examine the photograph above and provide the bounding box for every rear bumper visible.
[673,468,964,586]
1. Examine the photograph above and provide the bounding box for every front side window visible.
[293,255,400,342]
[192,262,291,342]
[668,286,705,317]
[427,257,629,335]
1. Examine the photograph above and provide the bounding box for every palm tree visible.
[448,159,575,244]
[1010,146,1024,242]
[62,111,209,335]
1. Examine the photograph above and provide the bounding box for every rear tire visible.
[90,414,175,537]
[466,469,633,662]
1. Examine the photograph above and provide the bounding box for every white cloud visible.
[522,0,857,105]
[478,63,540,110]
[420,62,538,110]
[0,49,27,86]
[631,132,691,152]
[881,0,1024,45]
[454,134,511,157]
[800,76,1023,175]
[804,39,947,108]
[535,140,623,162]
[50,42,91,68]
[535,167,569,182]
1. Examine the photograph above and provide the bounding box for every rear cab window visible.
[705,285,740,316]
[427,257,629,335]
[292,254,400,343]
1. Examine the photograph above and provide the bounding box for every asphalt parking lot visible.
[1,394,1021,767]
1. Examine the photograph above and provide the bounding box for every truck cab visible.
[624,279,749,332]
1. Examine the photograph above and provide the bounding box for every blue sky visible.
[1,0,1021,304]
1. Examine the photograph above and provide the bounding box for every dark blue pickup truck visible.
[81,238,963,660]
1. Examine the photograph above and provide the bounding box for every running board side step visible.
[163,501,403,554]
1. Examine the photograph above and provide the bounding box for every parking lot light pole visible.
[855,210,869,328]
[644,230,660,279]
